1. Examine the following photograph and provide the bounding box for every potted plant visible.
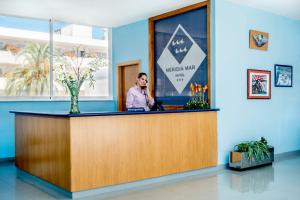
[54,46,104,114]
[184,83,210,110]
[229,137,274,170]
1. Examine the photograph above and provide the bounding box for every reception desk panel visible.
[15,115,71,191]
[12,110,218,192]
[70,112,217,191]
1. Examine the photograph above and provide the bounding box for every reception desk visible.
[11,109,219,193]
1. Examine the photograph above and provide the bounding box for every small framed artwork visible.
[274,64,293,87]
[249,30,269,51]
[247,69,271,99]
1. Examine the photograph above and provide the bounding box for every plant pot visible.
[67,80,81,114]
[229,146,274,170]
[70,93,80,114]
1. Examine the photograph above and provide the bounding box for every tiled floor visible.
[0,156,300,200]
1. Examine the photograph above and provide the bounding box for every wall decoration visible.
[274,64,293,87]
[249,30,269,51]
[149,2,210,105]
[247,69,271,99]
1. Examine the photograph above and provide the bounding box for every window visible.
[0,16,111,100]
[0,16,50,97]
[52,21,110,97]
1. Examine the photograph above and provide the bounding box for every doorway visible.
[117,60,141,111]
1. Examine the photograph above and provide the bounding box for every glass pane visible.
[0,16,50,96]
[52,22,109,97]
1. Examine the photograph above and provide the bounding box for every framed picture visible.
[247,69,271,99]
[274,64,293,87]
[149,2,210,105]
[249,30,269,51]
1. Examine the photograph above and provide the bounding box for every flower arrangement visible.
[184,82,210,110]
[55,47,104,113]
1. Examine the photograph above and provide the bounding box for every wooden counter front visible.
[15,111,217,192]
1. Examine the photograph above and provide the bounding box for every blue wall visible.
[112,20,149,73]
[0,101,115,159]
[112,0,300,164]
[215,0,300,164]
[112,20,149,98]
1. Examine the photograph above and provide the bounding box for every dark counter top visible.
[10,108,219,117]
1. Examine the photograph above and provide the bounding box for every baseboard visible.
[0,157,15,163]
[17,169,72,198]
[274,149,300,161]
[17,164,226,199]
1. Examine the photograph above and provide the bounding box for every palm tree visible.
[5,42,50,96]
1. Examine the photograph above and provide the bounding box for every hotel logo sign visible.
[157,24,206,94]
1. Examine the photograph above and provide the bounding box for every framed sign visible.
[274,64,292,87]
[247,69,271,99]
[149,2,210,105]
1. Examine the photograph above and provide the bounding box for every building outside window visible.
[0,16,50,97]
[0,16,111,100]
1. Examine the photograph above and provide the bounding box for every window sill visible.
[0,96,114,102]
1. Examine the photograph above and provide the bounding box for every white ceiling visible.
[0,0,299,28]
[0,0,204,28]
[227,0,300,21]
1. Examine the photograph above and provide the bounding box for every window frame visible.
[0,16,113,101]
